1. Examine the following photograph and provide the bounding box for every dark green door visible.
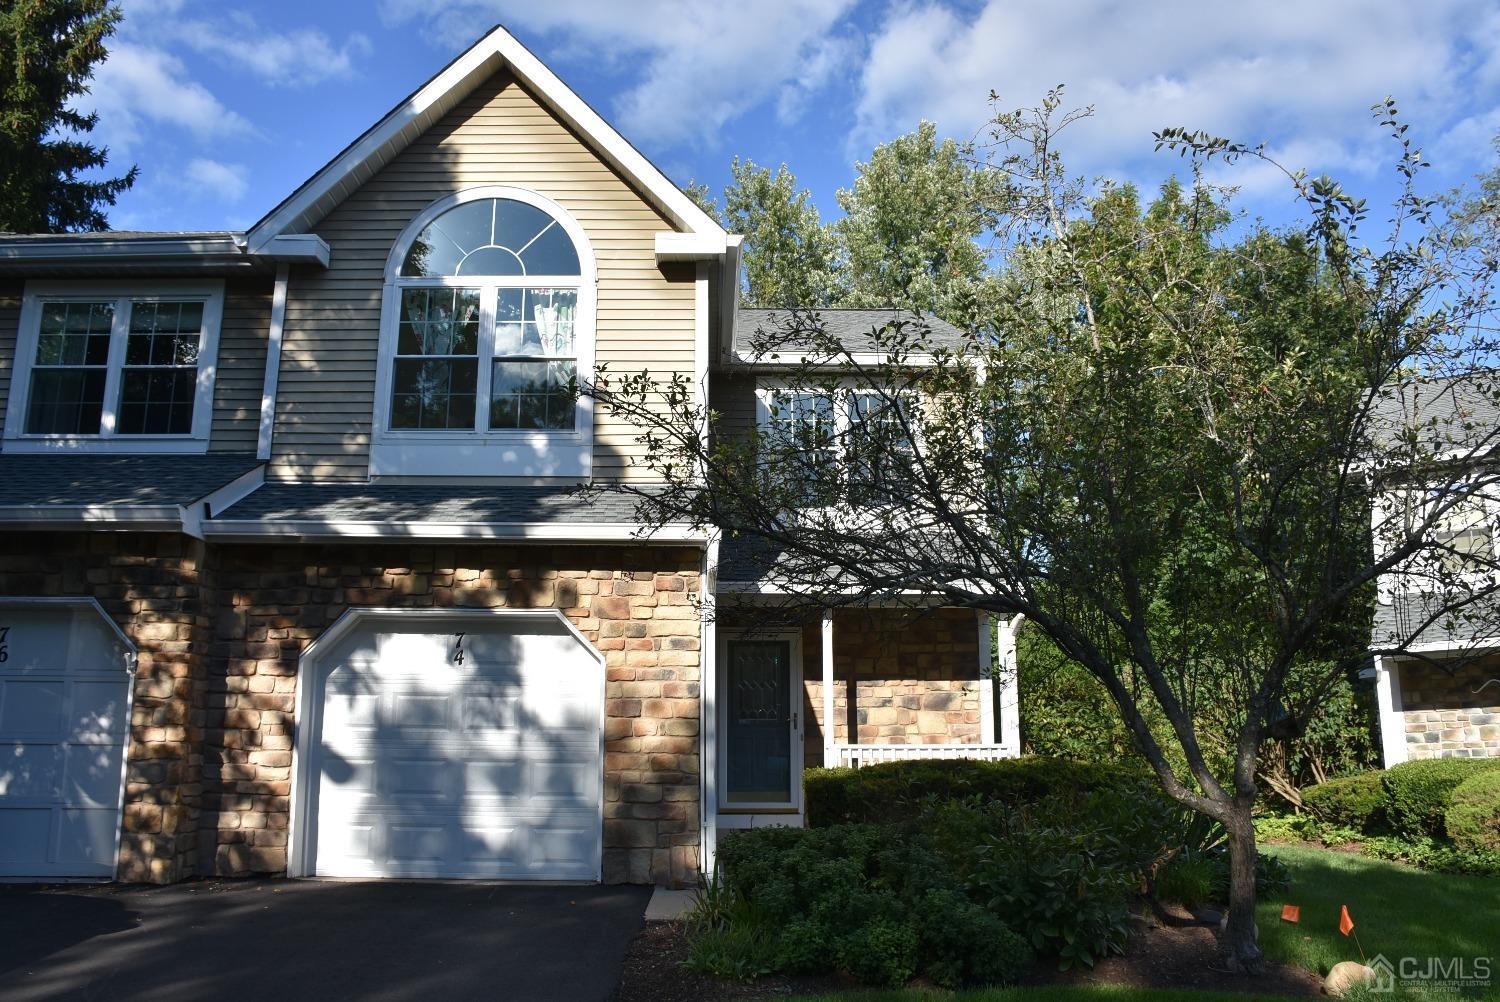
[725,639,793,805]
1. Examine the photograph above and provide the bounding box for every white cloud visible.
[78,41,255,155]
[376,0,859,146]
[177,158,250,202]
[853,0,1500,188]
[166,14,372,87]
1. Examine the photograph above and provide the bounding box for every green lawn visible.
[1258,845,1499,1000]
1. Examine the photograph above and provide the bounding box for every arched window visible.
[372,187,595,478]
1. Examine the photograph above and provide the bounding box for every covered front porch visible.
[704,603,1022,837]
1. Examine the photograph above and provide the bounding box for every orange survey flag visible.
[1281,904,1301,923]
[1339,905,1355,937]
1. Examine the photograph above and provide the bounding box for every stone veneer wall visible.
[1398,657,1500,759]
[796,607,983,768]
[204,542,703,886]
[0,532,211,882]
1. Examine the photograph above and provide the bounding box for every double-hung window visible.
[373,188,595,477]
[2,282,223,452]
[757,384,919,507]
[765,389,838,505]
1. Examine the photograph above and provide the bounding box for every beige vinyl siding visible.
[270,69,697,482]
[0,280,21,439]
[208,278,273,454]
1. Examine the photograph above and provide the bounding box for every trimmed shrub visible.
[803,755,1143,827]
[713,823,1034,988]
[1302,771,1388,832]
[1444,770,1500,853]
[1382,758,1500,839]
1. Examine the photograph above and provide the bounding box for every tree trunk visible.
[1220,802,1265,974]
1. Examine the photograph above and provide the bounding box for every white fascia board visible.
[201,519,708,543]
[246,25,726,252]
[728,351,941,370]
[0,235,244,262]
[258,234,331,267]
[715,583,952,603]
[656,232,729,262]
[0,505,183,530]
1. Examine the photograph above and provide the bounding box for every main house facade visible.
[0,27,1019,887]
[1371,376,1500,766]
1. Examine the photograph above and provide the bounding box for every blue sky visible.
[84,0,1500,236]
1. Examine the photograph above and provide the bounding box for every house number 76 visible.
[0,625,9,664]
[452,633,465,665]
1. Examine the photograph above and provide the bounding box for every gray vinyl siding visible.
[268,69,698,482]
[709,371,757,447]
[0,280,20,439]
[208,278,273,454]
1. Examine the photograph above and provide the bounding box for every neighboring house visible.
[0,26,1018,888]
[1371,374,1500,765]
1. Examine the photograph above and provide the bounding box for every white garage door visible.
[300,611,603,880]
[0,600,134,879]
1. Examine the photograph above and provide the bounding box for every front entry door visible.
[723,638,800,809]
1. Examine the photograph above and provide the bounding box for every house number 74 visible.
[452,633,465,665]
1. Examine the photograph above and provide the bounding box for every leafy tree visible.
[0,0,135,232]
[683,179,721,226]
[587,93,1500,972]
[719,157,842,308]
[834,120,1004,323]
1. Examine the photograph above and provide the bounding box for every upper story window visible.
[759,384,918,507]
[372,187,596,478]
[1,281,223,454]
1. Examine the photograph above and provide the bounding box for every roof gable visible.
[245,25,724,254]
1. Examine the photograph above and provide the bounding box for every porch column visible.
[822,608,836,766]
[977,612,996,744]
[995,614,1023,751]
[1375,656,1409,767]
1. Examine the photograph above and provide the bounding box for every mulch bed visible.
[616,909,1324,1001]
[1035,911,1322,998]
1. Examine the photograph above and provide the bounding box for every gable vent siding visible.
[268,69,697,482]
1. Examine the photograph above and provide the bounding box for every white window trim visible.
[369,185,597,478]
[754,379,922,509]
[2,280,224,454]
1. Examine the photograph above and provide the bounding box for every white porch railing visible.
[834,743,1018,768]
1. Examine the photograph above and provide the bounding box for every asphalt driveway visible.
[0,879,651,1001]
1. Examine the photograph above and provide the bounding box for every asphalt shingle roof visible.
[734,307,968,358]
[1369,370,1500,454]
[215,482,652,524]
[0,454,262,507]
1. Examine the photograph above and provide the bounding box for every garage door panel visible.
[1,745,64,799]
[1,680,66,737]
[0,808,52,864]
[56,807,118,866]
[462,760,526,799]
[68,682,129,740]
[60,745,126,806]
[308,614,603,880]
